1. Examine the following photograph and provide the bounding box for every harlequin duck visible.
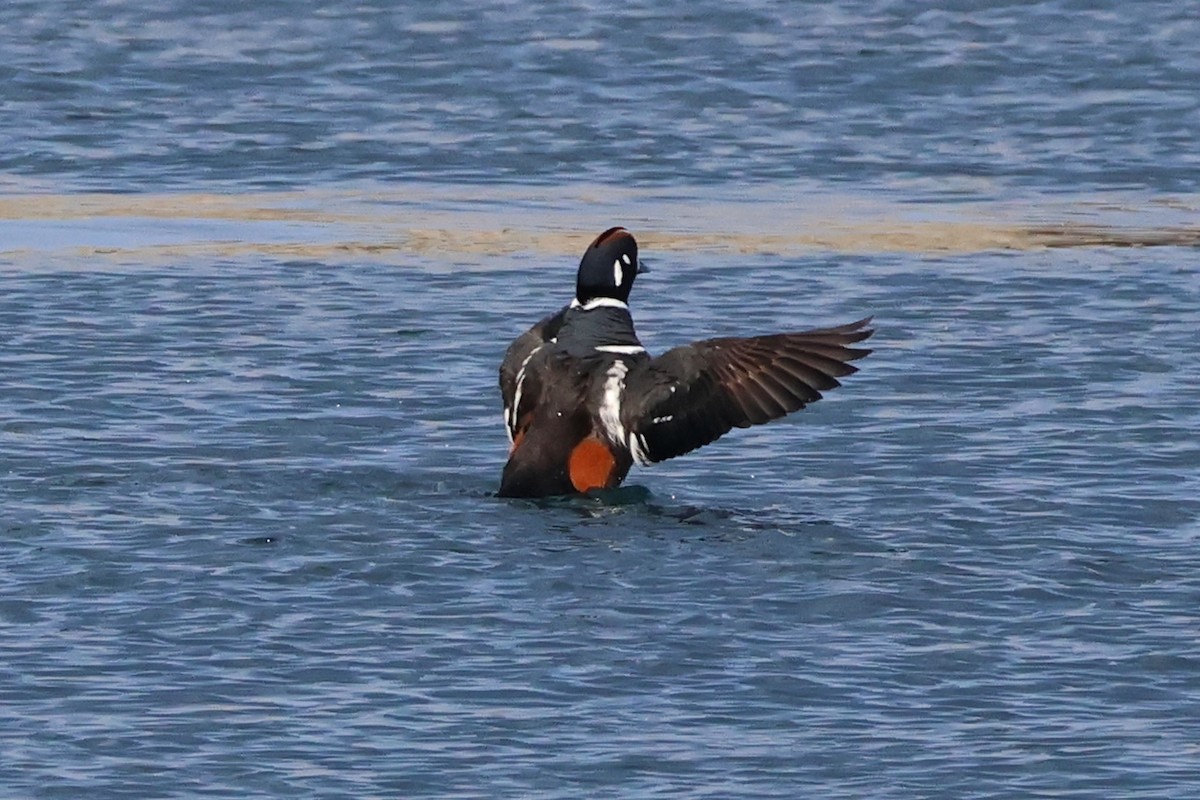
[497,227,872,498]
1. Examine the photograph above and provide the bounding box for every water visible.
[4,0,1199,193]
[3,1,1199,797]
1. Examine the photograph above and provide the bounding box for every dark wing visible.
[622,317,873,463]
[499,306,568,442]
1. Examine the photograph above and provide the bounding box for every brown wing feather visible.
[623,317,873,463]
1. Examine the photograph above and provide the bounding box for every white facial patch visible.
[613,258,623,287]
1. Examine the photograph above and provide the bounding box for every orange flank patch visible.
[510,428,525,455]
[568,437,617,493]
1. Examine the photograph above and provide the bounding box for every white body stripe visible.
[507,345,543,441]
[630,432,650,466]
[595,344,646,354]
[598,361,628,448]
[598,359,652,466]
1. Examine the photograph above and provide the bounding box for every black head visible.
[575,227,639,304]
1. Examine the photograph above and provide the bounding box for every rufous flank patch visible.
[567,437,616,492]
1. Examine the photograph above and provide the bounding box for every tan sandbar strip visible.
[2,187,1197,261]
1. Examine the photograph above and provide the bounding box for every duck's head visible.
[575,227,639,306]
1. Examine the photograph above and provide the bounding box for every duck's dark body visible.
[497,227,873,498]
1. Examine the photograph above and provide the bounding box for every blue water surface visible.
[2,1,1199,798]
[3,0,1199,195]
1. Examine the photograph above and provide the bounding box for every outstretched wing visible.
[499,306,568,442]
[621,317,873,463]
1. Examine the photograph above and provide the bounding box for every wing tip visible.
[830,315,875,340]
[790,315,875,353]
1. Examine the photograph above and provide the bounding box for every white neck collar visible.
[570,297,629,311]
